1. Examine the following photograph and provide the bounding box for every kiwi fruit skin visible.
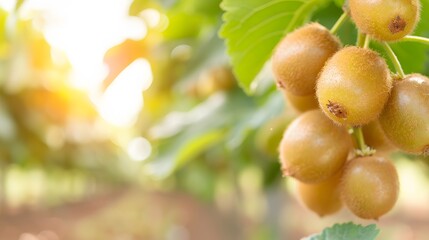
[379,74,429,155]
[296,171,342,217]
[283,91,319,113]
[279,109,352,183]
[361,120,396,153]
[272,23,341,96]
[349,0,420,41]
[316,46,392,126]
[341,156,399,220]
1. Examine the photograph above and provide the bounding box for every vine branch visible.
[330,12,348,34]
[400,35,429,45]
[357,32,367,47]
[381,42,405,79]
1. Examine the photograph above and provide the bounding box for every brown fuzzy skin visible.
[349,0,420,41]
[341,156,399,220]
[316,47,392,126]
[297,171,343,217]
[283,90,319,113]
[361,120,396,153]
[379,74,429,154]
[279,110,352,183]
[272,23,341,96]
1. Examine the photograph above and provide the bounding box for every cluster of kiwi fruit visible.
[271,0,428,220]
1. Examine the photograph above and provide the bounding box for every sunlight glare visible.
[127,137,152,162]
[0,0,14,12]
[140,8,161,28]
[17,0,151,128]
[21,0,147,94]
[97,59,152,127]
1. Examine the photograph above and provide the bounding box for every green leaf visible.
[175,130,226,168]
[15,0,26,12]
[303,222,380,240]
[219,0,330,94]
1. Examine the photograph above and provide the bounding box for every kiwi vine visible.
[273,0,429,221]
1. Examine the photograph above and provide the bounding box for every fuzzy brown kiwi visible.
[279,109,352,183]
[341,156,399,220]
[349,0,420,41]
[283,90,319,113]
[379,74,429,155]
[296,171,343,217]
[316,46,392,126]
[272,23,341,96]
[361,120,396,153]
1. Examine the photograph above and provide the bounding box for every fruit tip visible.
[388,16,406,34]
[327,100,348,119]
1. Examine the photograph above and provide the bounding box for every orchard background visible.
[0,0,428,239]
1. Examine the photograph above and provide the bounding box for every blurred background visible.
[0,0,429,239]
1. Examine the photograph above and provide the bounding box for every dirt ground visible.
[0,189,242,240]
[1,188,429,240]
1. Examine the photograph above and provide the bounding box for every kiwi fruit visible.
[362,120,396,153]
[296,171,342,217]
[341,156,399,220]
[283,91,319,113]
[349,0,420,41]
[272,23,341,96]
[279,109,352,183]
[317,46,392,126]
[379,74,429,155]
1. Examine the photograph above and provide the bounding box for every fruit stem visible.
[381,42,405,79]
[352,127,367,151]
[364,36,371,49]
[356,32,367,47]
[330,12,348,34]
[400,35,429,45]
[350,127,375,157]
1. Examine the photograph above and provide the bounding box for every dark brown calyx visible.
[276,80,285,89]
[327,100,347,119]
[389,16,406,34]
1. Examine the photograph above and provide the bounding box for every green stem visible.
[400,35,429,45]
[364,35,371,49]
[356,32,367,47]
[381,42,405,79]
[330,12,348,34]
[352,127,367,151]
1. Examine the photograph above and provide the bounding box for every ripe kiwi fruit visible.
[296,171,342,217]
[361,120,396,153]
[341,156,399,220]
[349,0,420,41]
[272,23,341,96]
[283,91,319,113]
[379,74,429,155]
[279,109,352,183]
[317,46,392,126]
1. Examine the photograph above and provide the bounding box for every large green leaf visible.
[220,0,330,94]
[303,222,379,240]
